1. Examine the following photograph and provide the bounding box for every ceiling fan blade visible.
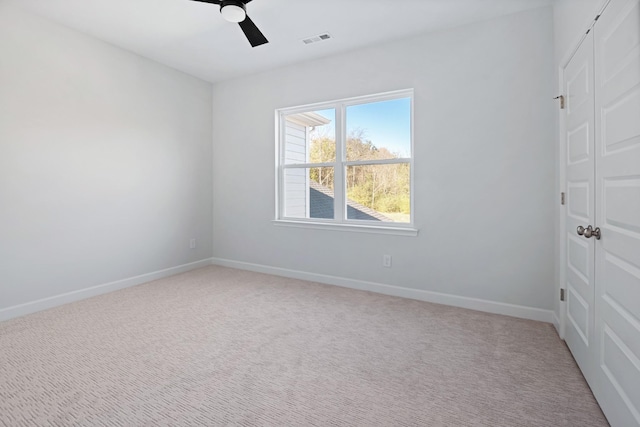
[189,0,221,3]
[238,15,268,47]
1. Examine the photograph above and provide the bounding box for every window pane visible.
[346,163,410,223]
[284,167,335,219]
[284,109,335,165]
[346,98,411,161]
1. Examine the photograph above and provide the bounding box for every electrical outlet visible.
[189,238,196,249]
[383,254,392,268]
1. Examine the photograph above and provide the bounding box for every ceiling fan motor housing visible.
[220,0,247,23]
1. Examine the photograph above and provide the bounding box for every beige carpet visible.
[0,266,608,426]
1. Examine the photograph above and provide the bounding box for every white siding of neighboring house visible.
[284,120,308,218]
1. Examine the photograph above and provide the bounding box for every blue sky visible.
[315,97,411,157]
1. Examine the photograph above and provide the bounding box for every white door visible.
[563,31,597,386]
[593,0,640,424]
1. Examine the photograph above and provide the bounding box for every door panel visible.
[568,123,591,163]
[568,181,591,218]
[564,31,597,385]
[568,235,590,279]
[594,0,640,425]
[603,253,640,322]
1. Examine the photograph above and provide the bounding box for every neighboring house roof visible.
[285,112,331,127]
[309,180,392,222]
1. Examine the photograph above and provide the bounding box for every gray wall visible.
[212,7,557,311]
[0,5,213,311]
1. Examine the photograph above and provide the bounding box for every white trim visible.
[558,60,568,340]
[409,93,415,226]
[272,219,419,236]
[344,158,411,166]
[305,125,311,212]
[274,111,281,220]
[283,162,336,169]
[276,89,413,116]
[553,312,561,336]
[276,89,415,228]
[335,104,345,221]
[211,257,554,323]
[0,258,214,322]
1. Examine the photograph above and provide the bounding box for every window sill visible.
[272,219,419,236]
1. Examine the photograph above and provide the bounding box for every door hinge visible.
[560,288,566,302]
[561,192,566,205]
[554,95,565,109]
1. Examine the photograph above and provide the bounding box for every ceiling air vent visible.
[302,33,332,45]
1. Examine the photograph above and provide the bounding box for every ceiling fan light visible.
[220,3,246,23]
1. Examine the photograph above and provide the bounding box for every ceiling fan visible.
[189,0,268,47]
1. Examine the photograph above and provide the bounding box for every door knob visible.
[594,227,601,240]
[583,225,594,238]
[577,226,585,236]
[582,225,602,240]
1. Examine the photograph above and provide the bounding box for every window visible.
[276,90,415,234]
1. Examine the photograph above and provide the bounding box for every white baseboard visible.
[211,258,554,323]
[553,312,561,335]
[0,258,213,322]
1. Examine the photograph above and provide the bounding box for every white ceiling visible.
[12,0,553,83]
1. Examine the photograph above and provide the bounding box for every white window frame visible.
[274,89,417,236]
